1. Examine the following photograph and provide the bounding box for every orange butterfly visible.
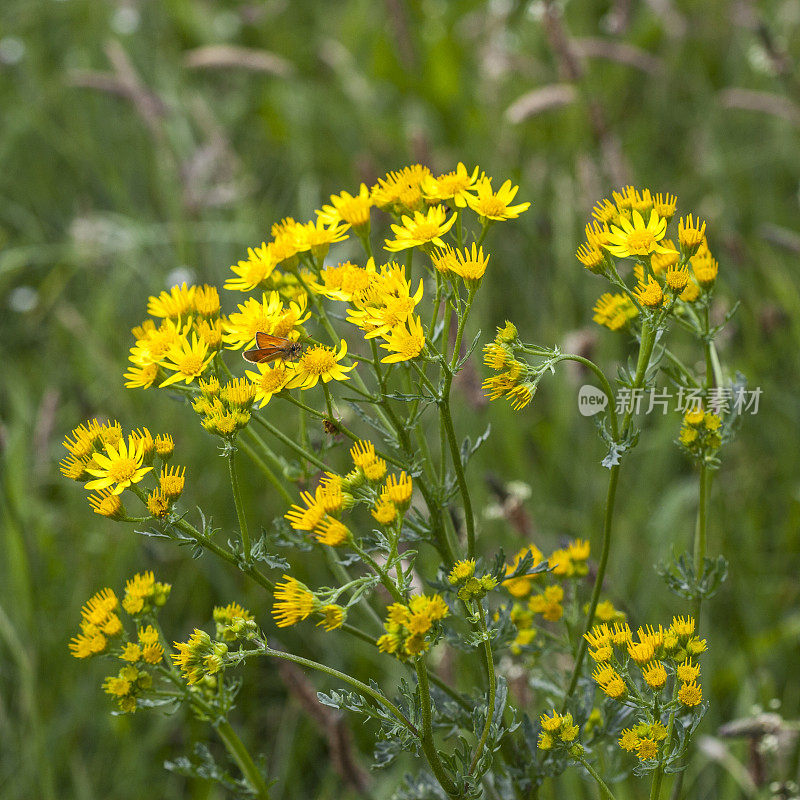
[242,332,303,364]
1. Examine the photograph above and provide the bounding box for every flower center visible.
[411,221,440,240]
[301,348,337,375]
[107,458,138,483]
[625,230,656,253]
[260,367,287,392]
[178,354,205,376]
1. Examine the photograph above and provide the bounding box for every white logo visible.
[578,385,608,417]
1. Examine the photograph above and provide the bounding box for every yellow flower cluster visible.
[61,420,185,521]
[70,574,172,713]
[618,721,669,761]
[271,575,346,632]
[335,260,425,364]
[173,601,258,686]
[125,283,222,389]
[192,376,257,437]
[576,187,714,330]
[585,616,706,760]
[537,710,580,752]
[69,587,123,659]
[447,558,498,602]
[497,540,595,654]
[482,322,536,410]
[678,406,723,460]
[376,594,450,660]
[122,571,172,616]
[285,472,353,546]
[103,665,153,713]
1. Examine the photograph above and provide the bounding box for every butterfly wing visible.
[243,347,283,364]
[255,331,288,349]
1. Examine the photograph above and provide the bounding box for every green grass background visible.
[1,0,799,797]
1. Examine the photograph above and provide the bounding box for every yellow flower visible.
[619,728,640,752]
[627,638,655,665]
[678,681,702,707]
[678,214,707,254]
[246,362,291,408]
[634,276,664,308]
[285,491,325,532]
[642,661,667,689]
[85,435,152,495]
[148,282,195,319]
[285,340,355,390]
[605,210,675,259]
[159,334,215,387]
[317,184,372,232]
[315,518,350,546]
[294,217,350,260]
[438,243,489,288]
[593,292,638,330]
[466,177,531,221]
[380,315,426,363]
[384,205,456,252]
[665,265,690,292]
[382,472,413,506]
[371,497,398,525]
[146,488,170,518]
[272,576,317,627]
[224,243,278,292]
[317,604,346,631]
[223,292,309,351]
[576,240,606,273]
[592,198,619,226]
[503,545,544,598]
[676,658,701,683]
[159,465,186,499]
[195,318,223,350]
[448,559,476,585]
[192,285,220,317]
[636,737,658,760]
[88,488,125,519]
[310,260,376,301]
[124,362,160,389]
[371,164,432,214]
[421,162,480,207]
[691,249,719,287]
[653,192,678,220]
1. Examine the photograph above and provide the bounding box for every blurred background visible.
[1,0,799,797]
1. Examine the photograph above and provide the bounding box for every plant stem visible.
[468,604,497,774]
[261,644,419,737]
[692,463,711,623]
[576,754,618,800]
[649,679,682,800]
[415,659,460,798]
[561,462,620,708]
[228,446,250,559]
[237,435,294,505]
[252,412,328,472]
[215,719,271,799]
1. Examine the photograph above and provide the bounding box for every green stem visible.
[252,412,328,472]
[649,679,682,800]
[692,464,711,623]
[441,396,476,558]
[468,604,497,774]
[215,719,271,799]
[561,463,620,708]
[228,447,250,559]
[237,436,294,505]
[261,645,419,737]
[415,659,460,798]
[576,754,618,800]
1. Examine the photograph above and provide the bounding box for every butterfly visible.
[242,332,303,364]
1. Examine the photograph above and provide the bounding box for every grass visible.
[1,0,799,797]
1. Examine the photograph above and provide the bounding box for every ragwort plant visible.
[62,168,740,799]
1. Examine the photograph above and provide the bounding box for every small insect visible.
[323,418,341,436]
[242,332,303,364]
